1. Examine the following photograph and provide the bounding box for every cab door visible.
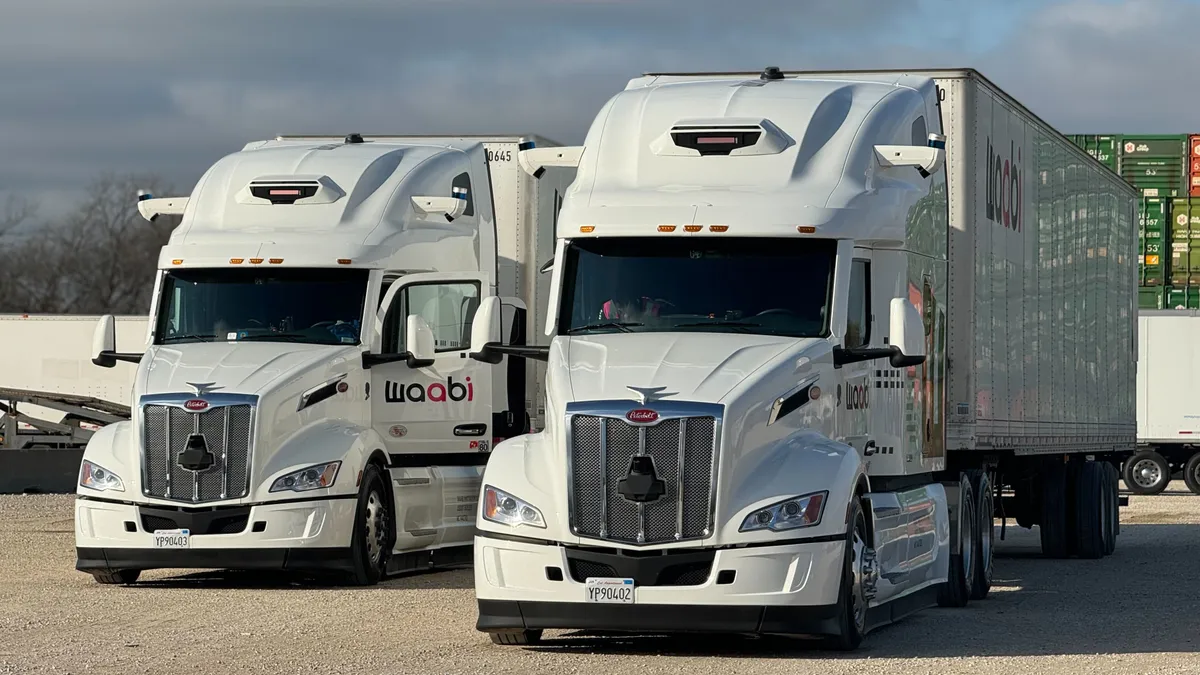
[836,252,874,458]
[369,271,494,551]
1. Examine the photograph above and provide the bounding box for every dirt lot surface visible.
[3,484,1199,675]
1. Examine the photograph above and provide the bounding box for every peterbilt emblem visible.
[389,425,408,438]
[626,409,659,424]
[617,455,665,503]
[184,399,209,412]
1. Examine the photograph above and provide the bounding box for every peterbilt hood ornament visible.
[626,385,672,405]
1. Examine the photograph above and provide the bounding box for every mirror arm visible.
[470,343,549,363]
[362,351,434,369]
[833,345,925,368]
[92,351,143,368]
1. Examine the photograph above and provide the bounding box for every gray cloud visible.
[1,0,1196,215]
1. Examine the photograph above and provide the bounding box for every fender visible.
[476,430,574,542]
[254,419,389,502]
[77,420,139,497]
[717,430,865,544]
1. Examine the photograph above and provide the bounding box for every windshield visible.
[558,236,836,338]
[154,268,370,346]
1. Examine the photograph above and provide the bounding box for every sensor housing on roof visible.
[650,117,794,157]
[235,175,346,205]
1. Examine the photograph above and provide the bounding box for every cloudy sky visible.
[2,0,1197,218]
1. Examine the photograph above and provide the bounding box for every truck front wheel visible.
[824,498,868,651]
[90,569,140,585]
[489,629,543,646]
[345,463,392,586]
[1122,450,1170,495]
[937,476,976,607]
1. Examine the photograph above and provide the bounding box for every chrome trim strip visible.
[767,375,820,425]
[676,418,687,540]
[636,425,646,544]
[599,418,608,539]
[222,406,230,500]
[191,412,200,502]
[297,373,347,412]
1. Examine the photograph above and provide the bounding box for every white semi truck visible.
[472,68,1137,650]
[1127,309,1200,495]
[74,134,574,585]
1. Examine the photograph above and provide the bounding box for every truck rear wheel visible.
[824,498,868,651]
[1073,461,1107,559]
[1183,453,1200,496]
[1123,450,1170,495]
[489,629,543,646]
[937,476,976,607]
[345,463,392,586]
[1039,462,1070,558]
[967,469,994,600]
[90,569,140,585]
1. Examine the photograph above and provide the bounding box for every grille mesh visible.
[142,404,253,503]
[570,414,716,545]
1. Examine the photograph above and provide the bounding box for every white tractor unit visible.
[74,134,574,585]
[472,68,1137,649]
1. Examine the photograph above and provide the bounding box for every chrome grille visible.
[141,397,254,503]
[567,401,721,546]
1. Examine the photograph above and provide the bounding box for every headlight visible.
[79,460,124,492]
[269,461,340,493]
[739,491,827,533]
[482,485,546,529]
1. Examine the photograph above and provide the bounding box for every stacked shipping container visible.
[1068,133,1200,309]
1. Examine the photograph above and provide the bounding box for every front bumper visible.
[474,532,847,636]
[74,495,358,573]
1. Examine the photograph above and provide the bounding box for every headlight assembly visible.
[79,460,124,492]
[482,485,546,529]
[269,461,340,493]
[739,490,827,533]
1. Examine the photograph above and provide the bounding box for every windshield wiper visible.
[673,321,763,329]
[160,333,214,343]
[566,321,643,334]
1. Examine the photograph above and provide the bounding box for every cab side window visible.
[846,259,871,349]
[381,281,481,354]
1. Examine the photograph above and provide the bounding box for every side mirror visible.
[405,315,436,368]
[888,298,926,367]
[468,296,504,364]
[92,315,117,368]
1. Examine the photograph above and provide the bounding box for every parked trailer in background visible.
[1129,309,1200,494]
[473,68,1137,650]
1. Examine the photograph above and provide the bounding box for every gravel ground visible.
[3,484,1199,675]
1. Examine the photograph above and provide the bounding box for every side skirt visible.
[863,582,941,635]
[385,543,473,575]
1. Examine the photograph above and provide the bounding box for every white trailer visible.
[74,133,574,585]
[1128,310,1200,494]
[472,68,1137,650]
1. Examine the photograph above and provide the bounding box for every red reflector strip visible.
[269,189,301,196]
[1181,431,1194,434]
[697,136,738,144]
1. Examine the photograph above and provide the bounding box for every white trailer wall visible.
[1137,310,1200,443]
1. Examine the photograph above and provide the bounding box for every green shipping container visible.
[1167,286,1200,309]
[1140,287,1168,309]
[1119,135,1187,195]
[1069,134,1119,171]
[1139,197,1170,284]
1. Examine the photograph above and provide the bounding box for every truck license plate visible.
[153,529,190,549]
[585,577,634,604]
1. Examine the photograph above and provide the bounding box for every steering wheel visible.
[245,319,264,326]
[754,308,798,317]
[309,321,336,328]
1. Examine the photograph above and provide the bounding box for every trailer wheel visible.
[1183,453,1200,496]
[967,469,994,600]
[937,476,976,608]
[1039,462,1070,558]
[489,629,543,646]
[1102,462,1117,555]
[345,463,392,586]
[90,569,140,585]
[824,498,868,651]
[1074,462,1107,559]
[1123,450,1170,495]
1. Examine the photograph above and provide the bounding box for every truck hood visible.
[140,342,354,396]
[561,333,806,404]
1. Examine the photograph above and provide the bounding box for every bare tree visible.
[0,195,36,237]
[0,173,181,315]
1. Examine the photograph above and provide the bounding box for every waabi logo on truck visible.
[985,137,1022,233]
[626,409,660,424]
[183,399,209,412]
[384,377,473,403]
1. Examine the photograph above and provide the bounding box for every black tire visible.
[1123,449,1170,495]
[1040,462,1070,558]
[1074,462,1106,559]
[489,629,543,646]
[1102,462,1117,556]
[90,569,140,585]
[824,498,868,651]
[938,476,976,607]
[1184,453,1200,496]
[345,463,392,586]
[967,469,994,600]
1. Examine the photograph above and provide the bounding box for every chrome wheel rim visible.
[961,491,975,583]
[365,490,388,566]
[1132,459,1163,489]
[850,518,868,632]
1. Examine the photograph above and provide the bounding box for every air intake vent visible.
[236,174,346,206]
[650,117,793,157]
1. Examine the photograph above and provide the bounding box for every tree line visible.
[0,174,182,315]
